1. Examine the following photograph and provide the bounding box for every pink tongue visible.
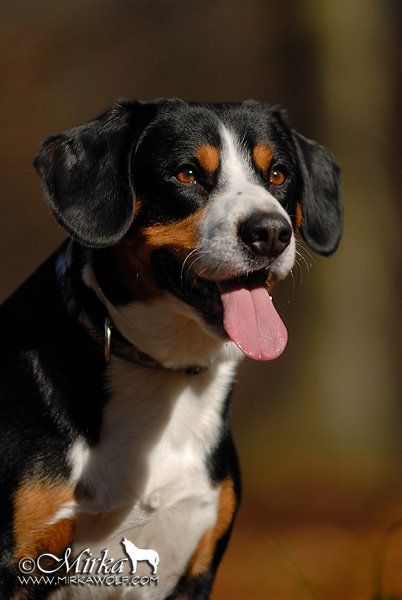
[217,281,288,361]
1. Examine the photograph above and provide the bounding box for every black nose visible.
[238,212,292,257]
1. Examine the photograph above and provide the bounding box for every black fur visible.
[292,130,343,255]
[34,101,155,247]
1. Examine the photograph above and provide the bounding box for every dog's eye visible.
[270,170,286,186]
[176,169,197,184]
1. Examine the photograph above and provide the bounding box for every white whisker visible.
[180,249,198,285]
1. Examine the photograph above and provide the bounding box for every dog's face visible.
[35,100,342,361]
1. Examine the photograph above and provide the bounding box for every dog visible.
[0,99,342,599]
[121,537,159,575]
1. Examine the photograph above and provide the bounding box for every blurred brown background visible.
[1,1,401,598]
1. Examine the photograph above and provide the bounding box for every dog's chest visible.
[67,359,235,598]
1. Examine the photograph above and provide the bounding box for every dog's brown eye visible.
[177,169,196,184]
[270,170,286,186]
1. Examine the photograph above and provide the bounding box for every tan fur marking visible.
[142,212,201,254]
[195,145,220,174]
[295,202,303,228]
[188,477,236,577]
[112,210,205,301]
[13,480,74,563]
[253,143,273,172]
[133,197,142,218]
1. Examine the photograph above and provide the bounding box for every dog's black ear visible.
[34,101,152,248]
[292,131,343,256]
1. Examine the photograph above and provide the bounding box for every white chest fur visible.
[60,357,237,599]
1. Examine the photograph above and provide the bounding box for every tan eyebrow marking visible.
[195,144,220,174]
[252,143,273,172]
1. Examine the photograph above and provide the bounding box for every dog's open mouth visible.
[152,250,288,361]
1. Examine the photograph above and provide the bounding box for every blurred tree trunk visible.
[305,0,401,465]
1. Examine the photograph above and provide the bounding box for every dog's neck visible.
[98,293,242,371]
[60,241,242,372]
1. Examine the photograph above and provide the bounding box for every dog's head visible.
[35,100,342,362]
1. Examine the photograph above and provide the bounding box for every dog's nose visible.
[238,213,292,257]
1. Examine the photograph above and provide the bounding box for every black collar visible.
[59,241,208,376]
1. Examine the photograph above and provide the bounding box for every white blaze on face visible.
[198,126,295,279]
[198,126,296,361]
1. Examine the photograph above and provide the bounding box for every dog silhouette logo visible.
[121,537,160,574]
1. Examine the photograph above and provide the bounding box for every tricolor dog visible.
[0,99,342,599]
